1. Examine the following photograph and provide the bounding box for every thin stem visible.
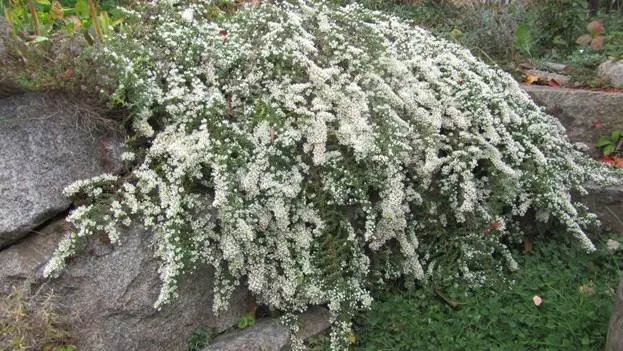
[88,0,104,41]
[27,0,40,36]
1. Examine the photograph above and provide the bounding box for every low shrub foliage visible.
[42,0,620,348]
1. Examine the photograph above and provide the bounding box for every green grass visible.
[308,234,623,350]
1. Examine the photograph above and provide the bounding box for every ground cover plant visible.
[306,235,623,350]
[35,0,622,349]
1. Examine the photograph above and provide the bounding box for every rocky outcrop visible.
[522,85,623,234]
[0,221,253,351]
[599,60,623,88]
[580,184,623,235]
[0,92,253,350]
[0,92,123,248]
[522,85,623,156]
[205,307,332,351]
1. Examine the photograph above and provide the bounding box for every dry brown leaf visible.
[524,74,538,85]
[579,284,596,296]
[523,238,533,254]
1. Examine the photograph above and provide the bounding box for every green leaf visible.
[26,36,49,44]
[237,313,255,329]
[514,24,533,56]
[75,0,89,18]
[596,137,613,147]
[612,130,621,142]
[603,144,616,155]
[34,0,51,5]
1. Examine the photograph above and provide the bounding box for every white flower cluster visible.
[45,0,621,349]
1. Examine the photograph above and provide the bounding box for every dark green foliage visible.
[352,236,622,350]
[520,0,588,58]
[187,328,214,351]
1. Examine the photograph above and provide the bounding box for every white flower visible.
[181,8,194,23]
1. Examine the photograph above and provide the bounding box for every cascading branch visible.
[44,0,620,348]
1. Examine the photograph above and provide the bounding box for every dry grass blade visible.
[0,284,73,351]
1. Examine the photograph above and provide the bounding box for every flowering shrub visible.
[43,0,619,348]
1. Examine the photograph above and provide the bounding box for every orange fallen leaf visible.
[614,157,623,168]
[524,73,538,85]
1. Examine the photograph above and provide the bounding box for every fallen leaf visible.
[576,34,592,45]
[614,157,623,168]
[592,36,605,51]
[601,156,615,165]
[579,284,596,296]
[348,332,357,344]
[548,79,561,88]
[60,68,74,81]
[533,295,543,306]
[518,62,534,70]
[587,20,605,36]
[524,73,539,85]
[594,119,603,129]
[607,239,621,252]
[523,238,533,254]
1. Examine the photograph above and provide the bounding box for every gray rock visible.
[607,274,623,351]
[0,16,8,61]
[0,92,123,248]
[0,219,69,294]
[599,59,623,88]
[205,307,332,351]
[521,85,623,157]
[581,184,623,235]
[0,221,253,351]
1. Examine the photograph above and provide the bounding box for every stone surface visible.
[521,85,623,156]
[205,307,332,351]
[0,16,8,61]
[0,221,253,351]
[607,274,623,351]
[0,92,123,248]
[599,59,623,88]
[581,184,623,235]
